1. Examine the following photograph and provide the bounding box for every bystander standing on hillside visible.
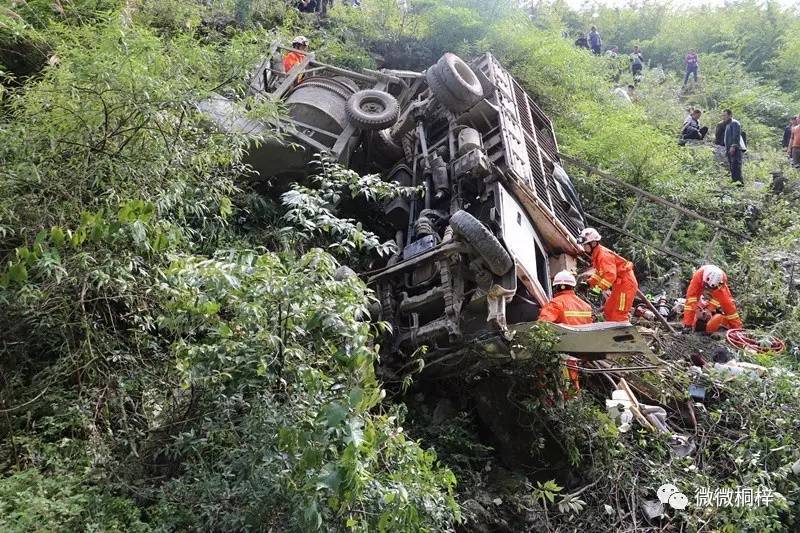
[713,118,728,165]
[630,45,644,82]
[783,116,796,152]
[714,118,726,146]
[788,115,800,168]
[607,46,623,81]
[683,49,699,85]
[589,26,602,55]
[723,109,745,184]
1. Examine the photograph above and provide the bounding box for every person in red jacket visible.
[539,270,593,325]
[683,264,742,333]
[577,228,638,322]
[283,36,309,76]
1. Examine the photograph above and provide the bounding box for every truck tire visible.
[374,128,405,161]
[425,67,465,113]
[346,89,400,131]
[449,210,513,276]
[435,53,484,104]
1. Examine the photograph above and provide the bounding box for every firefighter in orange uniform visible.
[283,36,309,76]
[538,270,593,325]
[577,228,638,322]
[683,264,743,333]
[538,270,592,394]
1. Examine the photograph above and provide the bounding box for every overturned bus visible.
[200,42,647,365]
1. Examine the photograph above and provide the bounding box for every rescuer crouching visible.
[538,270,594,396]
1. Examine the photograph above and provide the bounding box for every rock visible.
[367,301,382,320]
[487,466,526,493]
[461,499,494,533]
[688,384,706,401]
[432,398,455,425]
[641,499,665,521]
[333,265,358,281]
[669,435,697,458]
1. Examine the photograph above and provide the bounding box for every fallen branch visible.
[0,386,49,413]
[618,378,656,432]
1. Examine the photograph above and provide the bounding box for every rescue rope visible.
[726,328,785,354]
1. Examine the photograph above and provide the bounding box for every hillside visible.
[1,0,800,531]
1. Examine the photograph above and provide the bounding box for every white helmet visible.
[553,270,577,288]
[577,227,602,244]
[702,265,724,288]
[291,35,309,47]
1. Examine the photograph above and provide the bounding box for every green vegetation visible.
[2,0,800,531]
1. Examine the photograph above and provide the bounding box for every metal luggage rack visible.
[468,53,582,239]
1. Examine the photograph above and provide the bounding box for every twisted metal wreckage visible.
[198,42,746,375]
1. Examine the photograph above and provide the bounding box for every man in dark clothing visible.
[722,109,744,184]
[297,0,317,12]
[713,118,728,166]
[575,34,590,50]
[783,116,796,149]
[682,109,708,140]
[589,26,602,55]
[714,121,726,146]
[630,45,644,82]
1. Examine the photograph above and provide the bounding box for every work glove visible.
[591,286,602,295]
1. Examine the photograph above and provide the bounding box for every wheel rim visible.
[453,60,477,85]
[361,99,385,115]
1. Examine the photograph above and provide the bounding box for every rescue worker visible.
[577,228,638,322]
[682,264,742,333]
[538,270,593,325]
[283,36,309,75]
[538,270,591,396]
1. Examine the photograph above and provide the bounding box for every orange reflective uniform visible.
[539,289,593,325]
[539,289,591,396]
[587,244,638,322]
[683,265,742,329]
[283,51,306,75]
[564,356,581,397]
